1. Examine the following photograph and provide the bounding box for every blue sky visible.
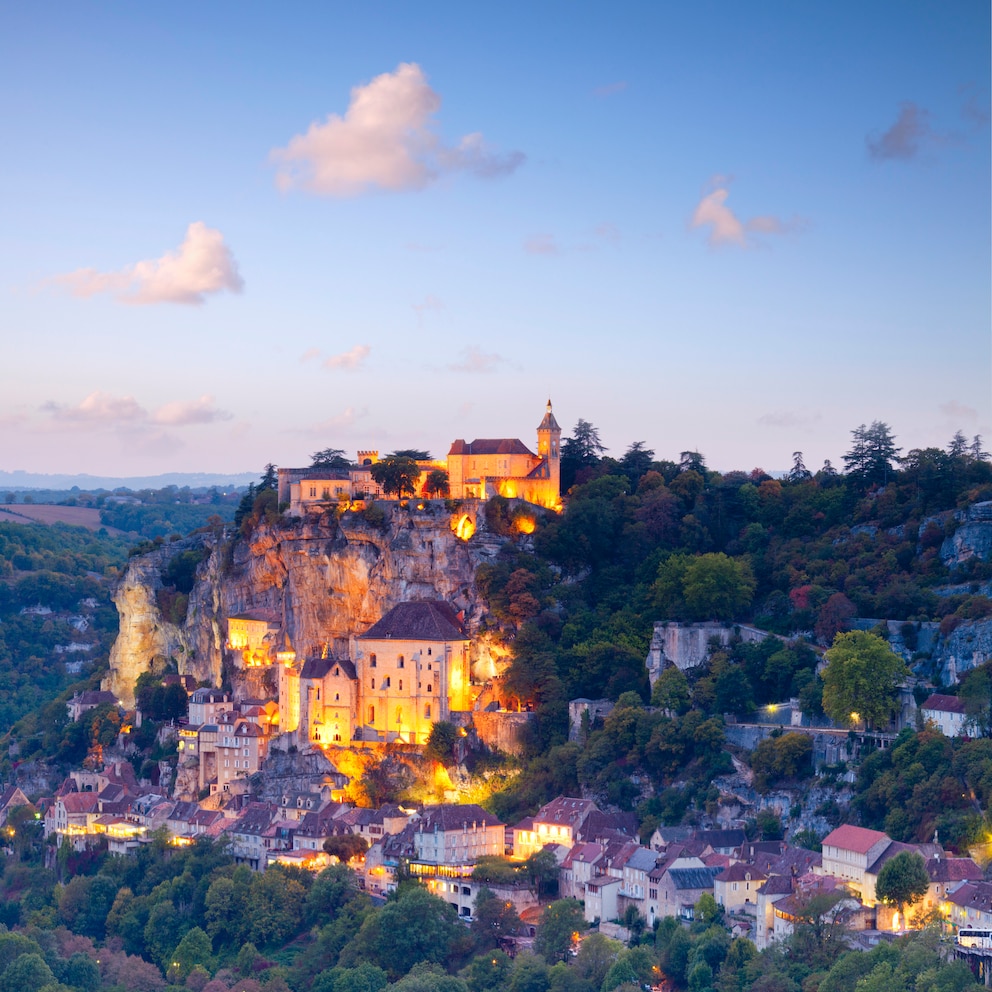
[2,1,989,477]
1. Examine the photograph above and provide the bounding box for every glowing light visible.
[513,516,535,535]
[850,711,860,725]
[453,514,476,540]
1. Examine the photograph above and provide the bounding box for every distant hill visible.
[0,470,257,491]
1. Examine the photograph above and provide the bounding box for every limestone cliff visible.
[106,500,523,706]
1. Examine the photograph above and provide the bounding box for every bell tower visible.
[536,399,561,501]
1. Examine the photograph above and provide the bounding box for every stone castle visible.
[278,399,562,513]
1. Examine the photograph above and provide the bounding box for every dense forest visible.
[0,829,982,992]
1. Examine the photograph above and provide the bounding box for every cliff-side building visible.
[447,400,561,508]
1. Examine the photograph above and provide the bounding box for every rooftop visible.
[360,601,467,642]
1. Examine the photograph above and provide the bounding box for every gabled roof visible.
[448,438,535,456]
[927,857,983,884]
[534,797,598,827]
[697,828,747,849]
[867,840,921,876]
[716,862,767,883]
[300,657,356,680]
[922,693,967,715]
[416,803,502,832]
[667,867,722,890]
[60,792,99,814]
[822,824,889,854]
[945,881,992,912]
[359,602,467,641]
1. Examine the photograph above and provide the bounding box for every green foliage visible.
[750,733,814,793]
[424,721,460,765]
[822,631,909,729]
[875,852,930,916]
[534,899,585,963]
[370,457,421,498]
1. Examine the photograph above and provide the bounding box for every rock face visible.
[106,500,516,707]
[934,501,992,568]
[645,621,772,684]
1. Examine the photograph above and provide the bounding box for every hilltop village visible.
[2,410,992,991]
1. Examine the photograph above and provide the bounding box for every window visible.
[370,654,377,668]
[398,679,403,690]
[309,486,316,497]
[368,706,375,723]
[371,678,375,689]
[335,693,340,701]
[243,748,249,757]
[427,663,432,671]
[398,656,405,668]
[321,487,330,499]
[427,648,432,656]
[427,684,432,693]
[425,704,431,719]
[334,667,339,676]
[385,677,391,688]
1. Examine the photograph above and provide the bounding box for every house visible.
[446,400,561,509]
[228,803,278,870]
[921,694,969,737]
[817,825,892,902]
[66,690,118,722]
[513,797,599,861]
[188,688,234,726]
[226,613,282,666]
[755,874,795,950]
[657,866,723,921]
[924,856,983,914]
[942,881,992,931]
[411,804,505,866]
[0,786,33,825]
[714,863,767,913]
[298,657,357,746]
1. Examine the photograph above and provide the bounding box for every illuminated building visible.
[447,400,561,508]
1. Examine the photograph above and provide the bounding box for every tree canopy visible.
[822,631,909,730]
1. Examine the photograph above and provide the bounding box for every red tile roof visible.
[822,824,889,854]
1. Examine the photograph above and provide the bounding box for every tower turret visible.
[536,399,561,501]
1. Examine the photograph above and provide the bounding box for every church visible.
[277,601,473,747]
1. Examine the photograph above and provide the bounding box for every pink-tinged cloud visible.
[691,182,803,248]
[939,400,978,421]
[55,223,243,305]
[867,102,932,161]
[271,63,524,196]
[524,233,560,256]
[44,391,147,424]
[593,81,628,98]
[323,345,370,370]
[447,347,514,373]
[153,395,232,426]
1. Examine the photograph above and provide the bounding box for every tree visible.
[311,448,352,472]
[788,451,812,483]
[682,552,756,621]
[561,419,606,489]
[168,926,213,983]
[370,457,421,498]
[815,593,856,646]
[534,898,585,963]
[323,833,369,862]
[259,463,278,491]
[424,469,450,498]
[651,667,691,714]
[619,442,655,485]
[389,449,431,460]
[875,851,929,924]
[959,662,992,737]
[471,887,521,948]
[821,631,909,730]
[844,422,901,489]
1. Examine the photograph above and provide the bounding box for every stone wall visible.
[645,621,773,685]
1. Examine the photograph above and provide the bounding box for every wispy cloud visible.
[691,179,804,248]
[960,84,990,128]
[447,347,515,374]
[323,345,371,371]
[867,102,933,161]
[40,391,231,429]
[307,407,368,433]
[153,395,232,426]
[300,347,321,363]
[412,295,443,323]
[271,62,524,196]
[939,400,978,422]
[54,222,243,305]
[757,410,822,429]
[593,222,621,245]
[593,81,628,98]
[524,233,560,256]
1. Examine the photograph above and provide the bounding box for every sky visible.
[2,1,989,479]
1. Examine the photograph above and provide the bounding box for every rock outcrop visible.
[106,500,524,707]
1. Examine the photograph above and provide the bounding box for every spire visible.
[538,398,560,433]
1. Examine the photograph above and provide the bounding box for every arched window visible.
[370,654,377,668]
[398,655,405,669]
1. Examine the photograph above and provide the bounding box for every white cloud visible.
[271,62,524,196]
[55,222,243,305]
[524,233,560,256]
[447,347,513,374]
[691,181,803,248]
[323,345,371,370]
[153,395,232,426]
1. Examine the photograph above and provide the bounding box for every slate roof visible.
[416,803,502,832]
[668,866,722,890]
[697,828,747,850]
[448,438,535,456]
[867,840,921,876]
[534,797,598,827]
[716,862,767,883]
[300,657,357,680]
[359,602,467,641]
[762,874,795,896]
[577,809,639,842]
[944,881,992,912]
